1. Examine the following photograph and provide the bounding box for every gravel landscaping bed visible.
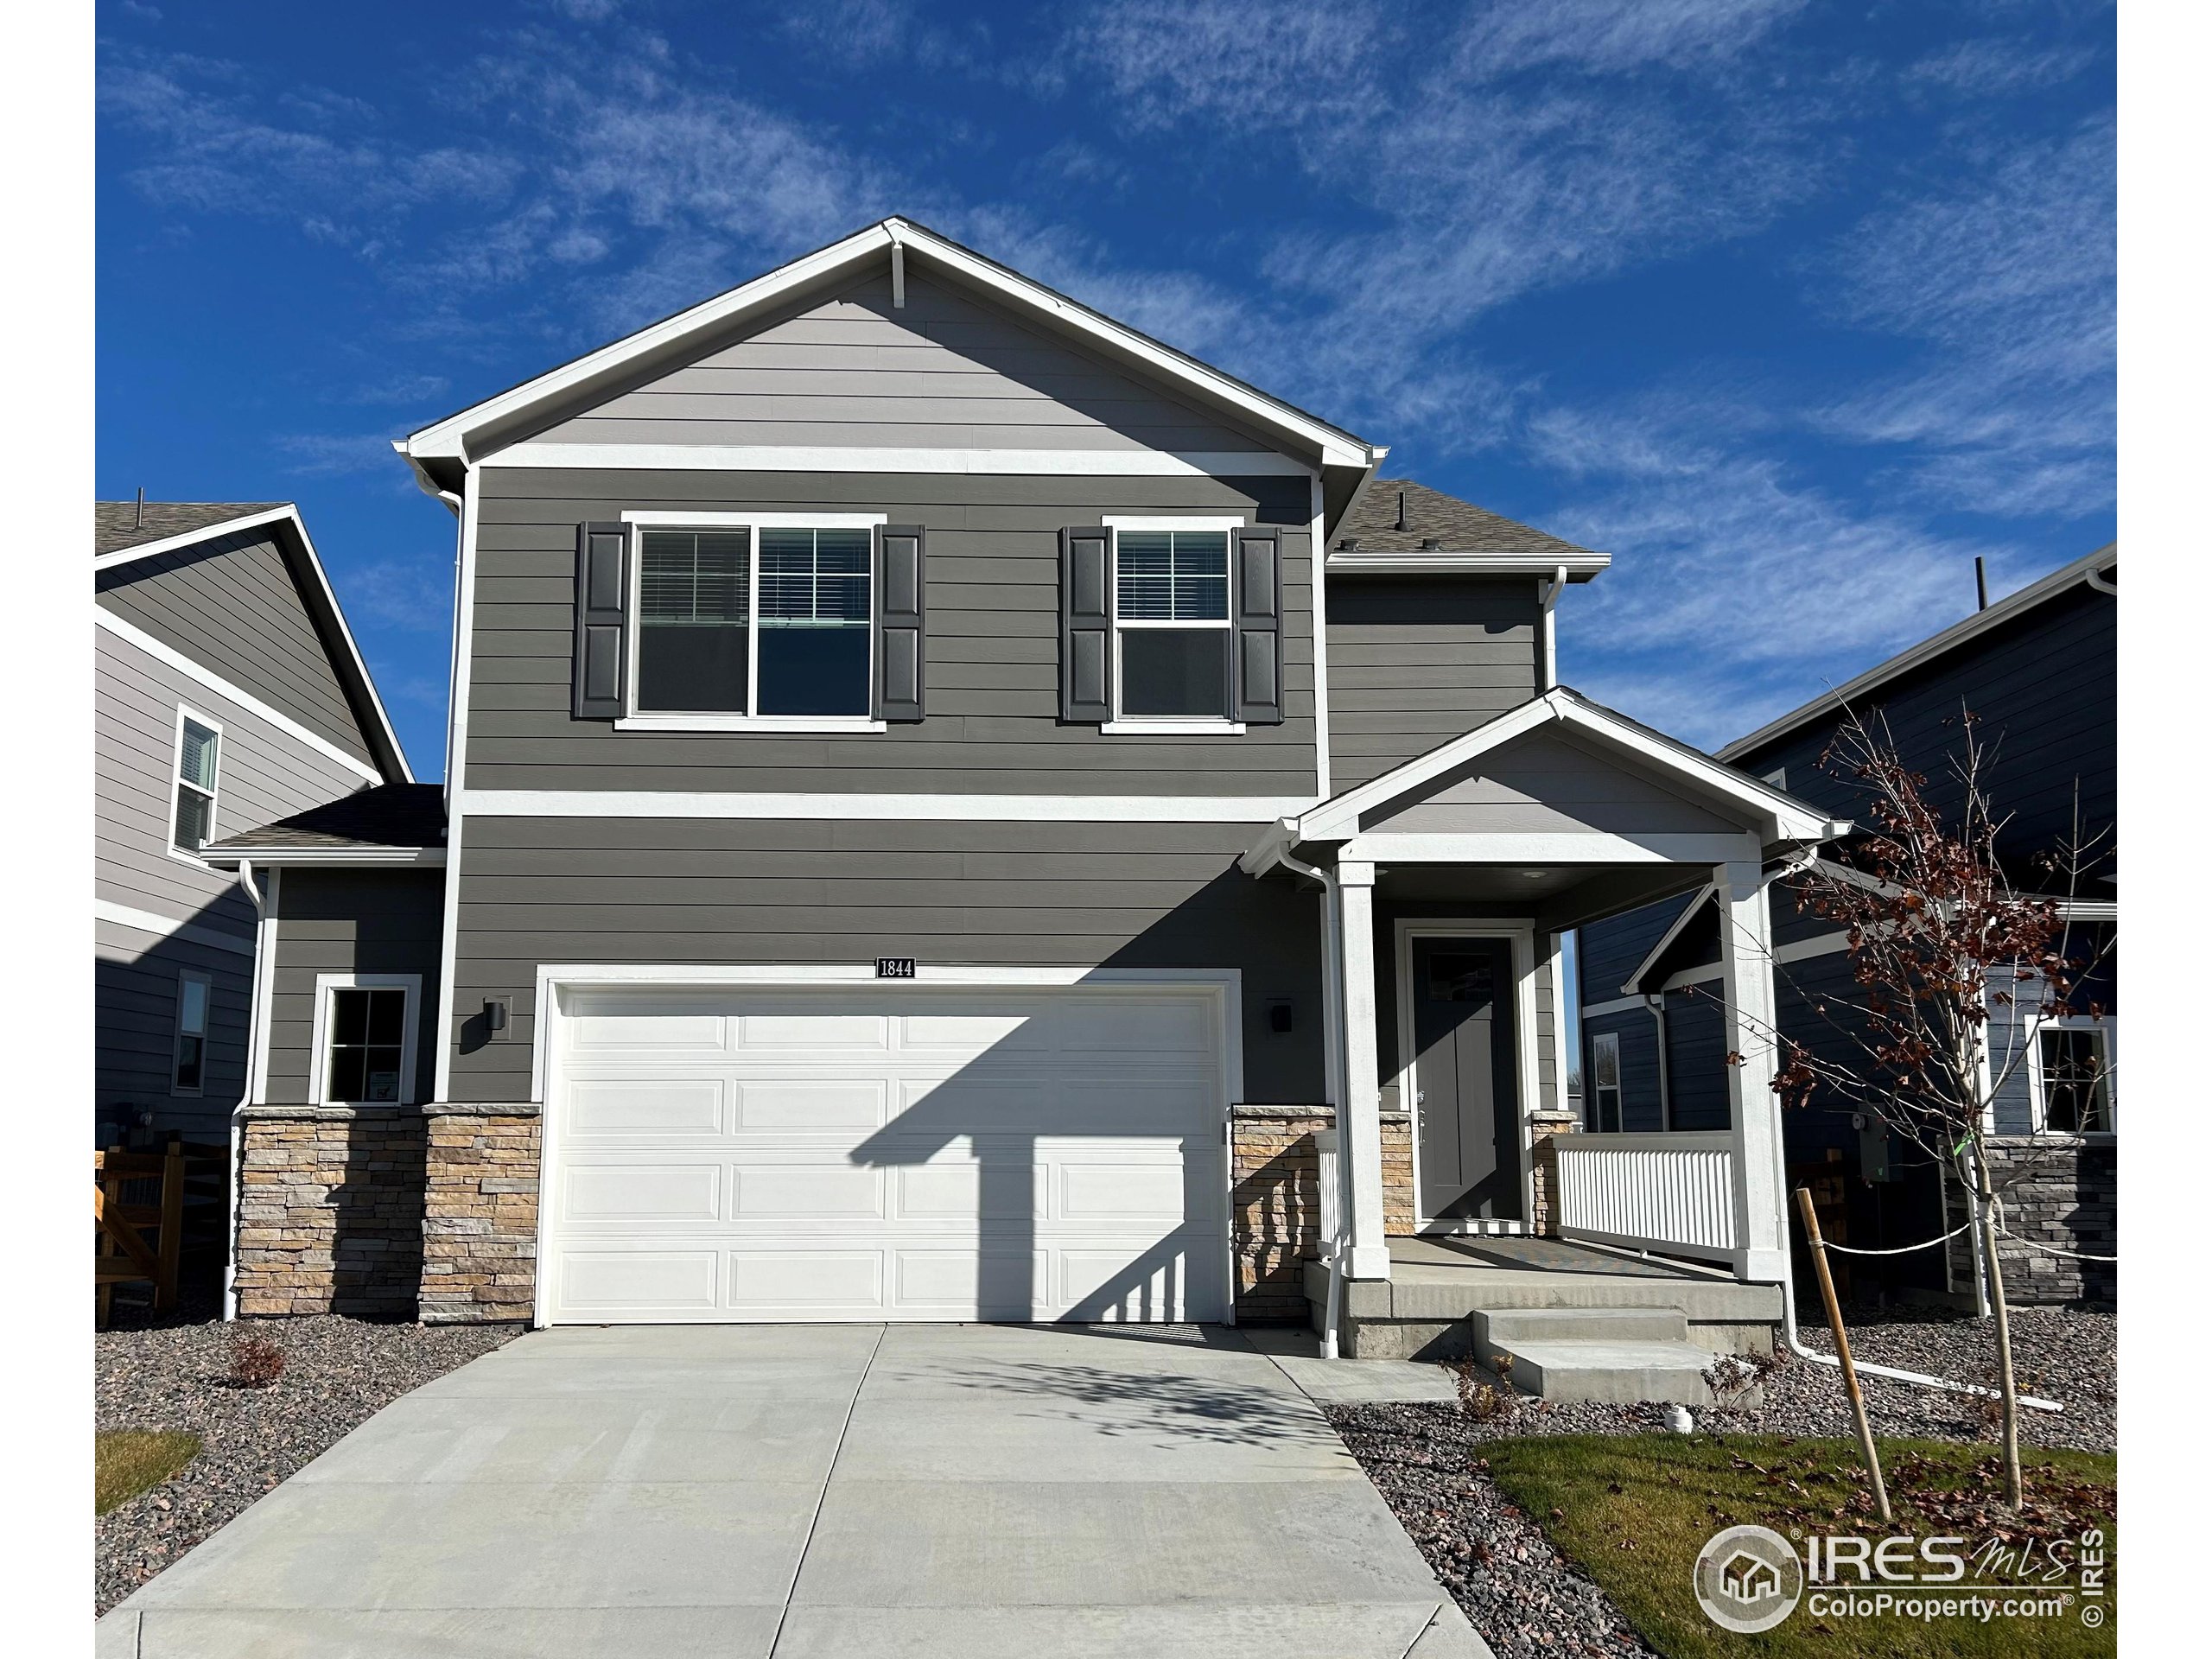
[95,1294,518,1616]
[1327,1306,2115,1659]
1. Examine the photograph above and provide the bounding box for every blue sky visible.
[97,0,2115,779]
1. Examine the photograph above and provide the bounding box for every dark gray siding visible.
[1733,582,2116,895]
[450,817,1325,1104]
[95,918,251,1141]
[467,468,1319,795]
[267,869,445,1107]
[97,526,377,766]
[1659,987,1729,1131]
[532,271,1277,456]
[1577,891,1699,1004]
[1581,1008,1663,1134]
[1325,575,1541,789]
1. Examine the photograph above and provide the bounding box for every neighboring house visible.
[94,502,411,1146]
[203,219,1852,1356]
[1576,547,2118,1305]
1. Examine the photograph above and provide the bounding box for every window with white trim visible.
[312,975,422,1106]
[1589,1031,1623,1133]
[171,710,220,855]
[2031,1016,2115,1135]
[635,525,873,718]
[171,970,212,1096]
[1113,529,1232,721]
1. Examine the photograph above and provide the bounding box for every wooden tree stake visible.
[1796,1185,1892,1523]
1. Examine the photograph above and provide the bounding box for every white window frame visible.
[170,969,213,1097]
[168,705,223,866]
[617,510,887,734]
[1588,1030,1624,1133]
[2025,1012,2116,1136]
[308,972,424,1107]
[1098,516,1247,735]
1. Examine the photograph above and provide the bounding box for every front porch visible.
[1238,689,1846,1384]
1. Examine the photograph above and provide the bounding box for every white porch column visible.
[1335,859,1391,1279]
[1714,858,1789,1282]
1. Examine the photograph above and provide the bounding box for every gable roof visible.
[92,501,414,785]
[97,500,287,557]
[397,217,1386,524]
[1254,685,1847,859]
[1328,478,1609,579]
[1718,543,2117,765]
[202,782,447,866]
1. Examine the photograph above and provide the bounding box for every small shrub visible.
[230,1332,286,1389]
[1702,1350,1778,1405]
[1448,1351,1519,1421]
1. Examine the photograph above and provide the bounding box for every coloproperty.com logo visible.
[1694,1523,2110,1634]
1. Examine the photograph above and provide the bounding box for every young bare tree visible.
[1764,706,2113,1509]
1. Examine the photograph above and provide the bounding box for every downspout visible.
[223,857,266,1323]
[1270,838,1350,1357]
[2085,567,2117,596]
[1536,564,1568,691]
[1642,993,1671,1130]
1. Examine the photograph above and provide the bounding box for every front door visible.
[1409,936,1522,1223]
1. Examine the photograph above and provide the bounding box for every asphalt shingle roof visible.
[1334,479,1599,563]
[95,501,287,557]
[206,784,448,854]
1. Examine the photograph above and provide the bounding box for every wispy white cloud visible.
[272,430,408,477]
[340,558,454,634]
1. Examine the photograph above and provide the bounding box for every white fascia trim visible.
[495,444,1316,478]
[1294,689,1841,845]
[620,509,888,529]
[613,715,888,734]
[529,963,1244,1106]
[1651,929,1857,995]
[1099,515,1249,531]
[461,789,1309,823]
[93,899,258,957]
[97,608,385,785]
[1579,994,1650,1023]
[1341,831,1764,866]
[1326,551,1611,578]
[92,505,296,572]
[434,467,480,1103]
[1621,881,1717,995]
[203,847,446,868]
[1099,721,1248,736]
[406,217,1372,473]
[307,971,425,1108]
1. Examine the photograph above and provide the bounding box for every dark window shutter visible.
[874,524,926,722]
[573,521,630,720]
[1060,526,1112,723]
[1233,525,1283,725]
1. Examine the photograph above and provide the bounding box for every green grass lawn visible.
[1483,1433,2115,1658]
[95,1430,202,1516]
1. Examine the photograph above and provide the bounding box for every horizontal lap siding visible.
[96,628,371,932]
[467,468,1319,793]
[534,271,1275,457]
[449,817,1325,1105]
[1369,729,1740,837]
[1582,1008,1664,1134]
[97,528,376,766]
[268,870,446,1107]
[1326,576,1540,788]
[94,918,251,1135]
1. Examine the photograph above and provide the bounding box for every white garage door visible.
[542,983,1230,1325]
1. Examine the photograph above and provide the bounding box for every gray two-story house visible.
[95,502,413,1147]
[207,220,1840,1376]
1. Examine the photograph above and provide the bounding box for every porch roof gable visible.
[1243,688,1848,873]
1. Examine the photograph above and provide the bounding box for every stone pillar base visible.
[419,1104,543,1325]
[232,1105,425,1319]
[1229,1104,1413,1322]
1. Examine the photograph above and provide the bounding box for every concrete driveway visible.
[99,1324,1486,1658]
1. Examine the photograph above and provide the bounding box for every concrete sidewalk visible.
[98,1324,1486,1658]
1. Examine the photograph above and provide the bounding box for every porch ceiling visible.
[1375,861,1716,932]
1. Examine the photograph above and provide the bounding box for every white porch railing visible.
[1553,1132,1742,1268]
[1313,1128,1347,1357]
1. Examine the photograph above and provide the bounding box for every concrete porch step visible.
[1473,1333,1727,1406]
[1472,1306,1689,1346]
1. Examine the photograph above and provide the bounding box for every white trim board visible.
[92,505,296,572]
[460,789,1311,823]
[97,608,385,785]
[434,466,481,1103]
[491,444,1315,478]
[1327,550,1611,579]
[94,899,257,957]
[203,847,446,868]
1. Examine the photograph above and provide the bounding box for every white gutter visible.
[1537,563,1568,691]
[2086,567,2117,596]
[222,857,266,1323]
